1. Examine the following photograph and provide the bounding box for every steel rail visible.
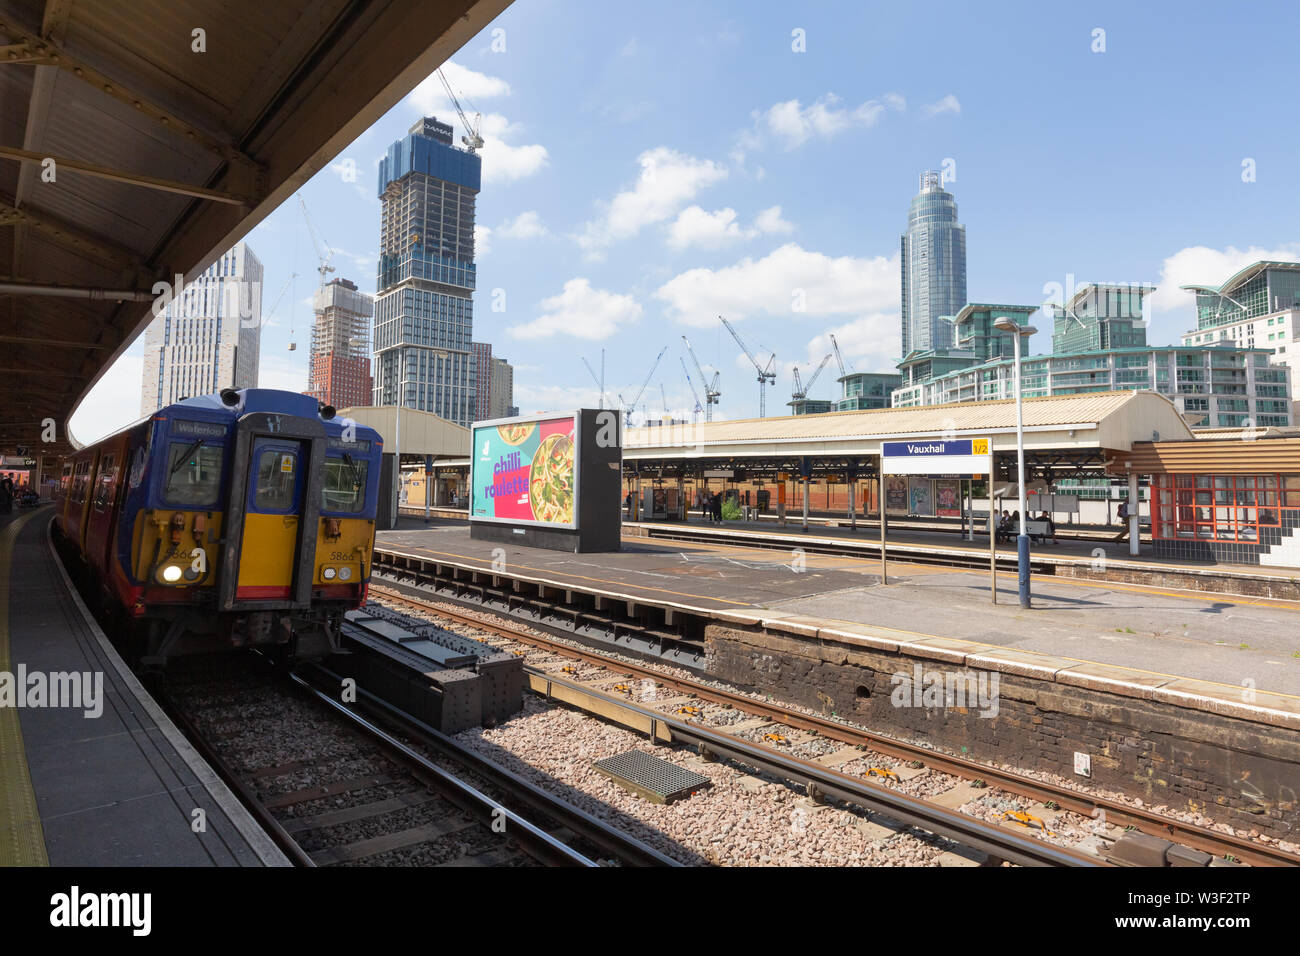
[154,686,317,868]
[372,584,1300,868]
[287,668,600,867]
[297,660,681,867]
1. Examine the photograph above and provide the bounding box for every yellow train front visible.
[55,388,383,665]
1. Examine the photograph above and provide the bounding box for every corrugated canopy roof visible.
[625,390,1193,460]
[0,0,510,454]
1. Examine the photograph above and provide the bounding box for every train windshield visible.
[322,455,368,513]
[164,442,224,506]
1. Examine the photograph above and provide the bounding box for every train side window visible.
[93,454,117,510]
[254,449,298,512]
[164,443,223,507]
[322,456,368,513]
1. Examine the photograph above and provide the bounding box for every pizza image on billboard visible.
[471,414,579,528]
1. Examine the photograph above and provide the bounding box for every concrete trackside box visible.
[468,409,622,553]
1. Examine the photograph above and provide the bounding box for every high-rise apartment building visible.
[372,116,480,427]
[1181,260,1300,418]
[306,277,373,409]
[900,170,967,358]
[140,242,263,414]
[1050,283,1153,353]
[489,356,515,418]
[471,341,492,421]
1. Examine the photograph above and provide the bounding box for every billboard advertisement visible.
[471,414,579,529]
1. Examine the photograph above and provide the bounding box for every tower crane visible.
[791,354,833,401]
[681,335,720,421]
[829,333,851,378]
[581,350,610,409]
[623,345,668,426]
[721,316,776,417]
[680,356,703,424]
[298,194,335,290]
[660,382,670,423]
[437,68,484,152]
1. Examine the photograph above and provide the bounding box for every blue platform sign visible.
[881,437,991,476]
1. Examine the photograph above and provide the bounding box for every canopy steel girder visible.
[0,146,255,206]
[0,197,140,270]
[0,22,258,166]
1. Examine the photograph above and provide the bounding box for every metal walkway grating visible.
[592,750,710,804]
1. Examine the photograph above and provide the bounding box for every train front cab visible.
[218,407,375,658]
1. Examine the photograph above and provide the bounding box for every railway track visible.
[369,582,1300,868]
[156,653,677,867]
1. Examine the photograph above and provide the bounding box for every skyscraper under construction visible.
[306,277,373,409]
[372,116,480,426]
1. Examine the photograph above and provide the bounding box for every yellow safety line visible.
[0,510,49,866]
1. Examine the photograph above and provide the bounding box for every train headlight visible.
[338,566,352,581]
[161,565,183,583]
[183,566,200,582]
[322,567,337,580]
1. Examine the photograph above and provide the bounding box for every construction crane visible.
[298,194,335,290]
[680,356,703,424]
[660,383,670,424]
[681,336,720,421]
[721,316,776,417]
[581,350,610,409]
[791,354,833,402]
[437,68,484,152]
[829,333,851,378]
[623,345,668,426]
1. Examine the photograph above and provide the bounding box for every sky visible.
[70,0,1300,443]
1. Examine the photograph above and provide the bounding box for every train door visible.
[234,437,307,601]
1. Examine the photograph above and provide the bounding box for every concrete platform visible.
[377,519,1300,702]
[0,509,287,866]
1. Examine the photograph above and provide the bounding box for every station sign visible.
[881,437,991,477]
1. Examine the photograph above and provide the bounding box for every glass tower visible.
[372,117,480,426]
[900,170,967,358]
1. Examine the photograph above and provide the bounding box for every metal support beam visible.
[0,22,257,165]
[0,146,254,206]
[0,198,140,269]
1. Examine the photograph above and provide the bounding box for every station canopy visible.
[0,0,510,454]
[336,405,469,462]
[624,390,1194,483]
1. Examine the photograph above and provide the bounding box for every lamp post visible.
[993,316,1038,608]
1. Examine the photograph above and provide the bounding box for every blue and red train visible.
[54,388,383,664]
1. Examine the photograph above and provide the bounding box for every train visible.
[54,388,383,665]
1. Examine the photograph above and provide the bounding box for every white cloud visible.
[509,278,643,341]
[655,243,899,327]
[497,210,548,240]
[754,93,905,149]
[666,204,796,250]
[667,206,748,250]
[806,314,903,372]
[921,94,961,118]
[578,147,727,253]
[475,224,492,256]
[410,61,511,106]
[476,113,549,184]
[754,205,794,235]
